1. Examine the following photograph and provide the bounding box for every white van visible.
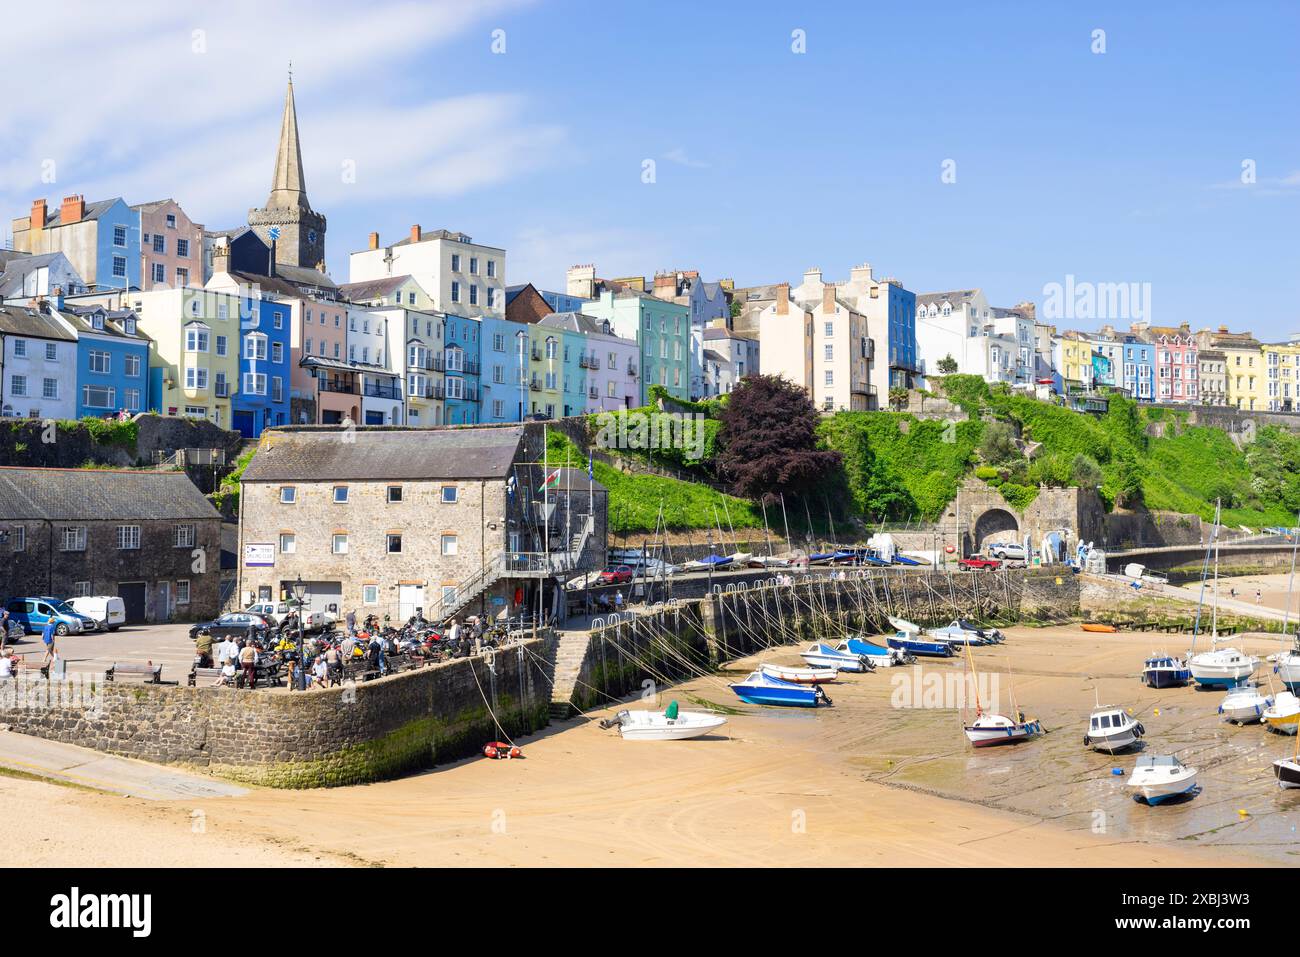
[69,596,126,632]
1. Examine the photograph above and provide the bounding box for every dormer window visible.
[125,318,136,335]
[92,314,104,331]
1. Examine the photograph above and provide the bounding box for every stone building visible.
[237,424,607,624]
[0,467,223,623]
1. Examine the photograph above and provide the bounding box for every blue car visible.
[3,597,93,636]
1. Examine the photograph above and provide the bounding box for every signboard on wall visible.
[243,543,274,567]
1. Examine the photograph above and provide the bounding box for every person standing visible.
[0,607,10,651]
[239,640,257,689]
[1257,589,1263,606]
[345,609,357,637]
[40,616,57,666]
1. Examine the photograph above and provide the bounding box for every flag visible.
[587,451,594,482]
[538,468,560,494]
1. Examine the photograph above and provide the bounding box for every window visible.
[185,325,210,352]
[116,525,141,550]
[114,225,127,247]
[824,344,833,361]
[12,526,25,552]
[82,385,114,409]
[43,378,58,399]
[12,339,25,357]
[387,486,403,503]
[175,524,195,548]
[492,399,504,418]
[153,235,165,254]
[469,285,479,306]
[184,366,209,390]
[272,377,283,402]
[451,253,461,271]
[166,214,176,228]
[88,350,110,374]
[486,260,496,278]
[387,534,403,554]
[60,527,86,551]
[440,534,458,556]
[177,238,190,257]
[469,256,479,275]
[243,335,267,360]
[363,585,379,605]
[451,281,461,303]
[441,486,458,504]
[493,333,505,352]
[332,534,349,554]
[113,256,127,278]
[216,335,227,357]
[46,342,57,361]
[73,581,91,598]
[825,370,834,386]
[176,580,191,605]
[487,288,497,308]
[333,486,349,504]
[441,585,458,606]
[125,354,141,377]
[152,263,166,283]
[280,486,297,504]
[279,533,296,553]
[242,372,267,395]
[272,342,284,363]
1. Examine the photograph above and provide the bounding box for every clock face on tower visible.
[308,230,317,244]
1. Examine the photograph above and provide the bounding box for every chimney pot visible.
[410,225,421,243]
[59,194,85,225]
[30,198,47,229]
[369,231,379,250]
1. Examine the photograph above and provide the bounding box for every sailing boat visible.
[961,642,1042,747]
[1188,500,1260,688]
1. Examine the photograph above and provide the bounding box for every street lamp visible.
[291,575,308,690]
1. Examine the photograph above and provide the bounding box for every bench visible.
[105,662,162,684]
[189,666,226,687]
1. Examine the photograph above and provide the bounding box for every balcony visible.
[579,354,599,370]
[363,382,402,400]
[531,348,543,362]
[529,377,542,392]
[588,387,599,400]
[627,363,638,377]
[319,378,359,394]
[409,381,444,400]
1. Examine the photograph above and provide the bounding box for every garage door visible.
[118,582,147,625]
[298,580,342,619]
[398,584,424,622]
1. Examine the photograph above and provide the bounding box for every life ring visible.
[944,545,956,554]
[483,741,522,759]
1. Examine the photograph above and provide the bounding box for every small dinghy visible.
[929,619,1002,646]
[1142,654,1190,688]
[1128,754,1198,805]
[1218,681,1272,724]
[964,711,1044,748]
[1263,691,1300,735]
[1189,647,1258,688]
[888,616,921,636]
[759,662,837,684]
[1084,706,1144,753]
[800,642,872,673]
[1081,623,1117,633]
[835,637,911,667]
[730,670,830,707]
[1273,756,1300,789]
[599,701,727,741]
[887,633,954,658]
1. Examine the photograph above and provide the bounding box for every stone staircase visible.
[548,629,593,720]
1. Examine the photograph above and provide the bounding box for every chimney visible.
[849,262,874,285]
[567,264,596,299]
[652,272,676,300]
[822,285,836,314]
[368,232,379,250]
[30,199,47,229]
[409,225,421,243]
[60,195,85,225]
[776,283,790,316]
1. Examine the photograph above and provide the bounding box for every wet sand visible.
[8,624,1290,867]
[1171,572,1300,620]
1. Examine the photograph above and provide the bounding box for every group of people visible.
[0,607,61,678]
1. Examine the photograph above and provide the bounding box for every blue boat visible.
[1142,655,1190,689]
[891,555,923,566]
[860,554,892,567]
[887,634,955,658]
[730,670,829,707]
[837,637,906,666]
[801,642,872,672]
[808,552,836,564]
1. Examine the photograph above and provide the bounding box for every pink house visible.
[133,199,204,289]
[1145,323,1199,404]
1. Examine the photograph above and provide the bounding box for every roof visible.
[0,250,31,272]
[227,270,341,302]
[58,304,151,342]
[0,304,76,341]
[130,198,177,213]
[537,311,620,338]
[338,276,418,303]
[916,289,980,307]
[241,426,527,482]
[43,198,123,228]
[299,354,397,377]
[385,228,503,252]
[703,348,728,363]
[0,252,80,298]
[0,468,220,522]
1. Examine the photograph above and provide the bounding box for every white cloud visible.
[0,0,561,232]
[663,147,711,169]
[507,225,674,290]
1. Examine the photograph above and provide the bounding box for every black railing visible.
[319,379,358,394]
[364,382,402,400]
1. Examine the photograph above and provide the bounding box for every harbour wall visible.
[0,638,551,789]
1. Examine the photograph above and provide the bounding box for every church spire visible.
[266,75,308,210]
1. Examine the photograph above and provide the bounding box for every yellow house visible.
[1262,340,1300,412]
[131,287,242,426]
[1198,328,1263,410]
[1055,331,1094,391]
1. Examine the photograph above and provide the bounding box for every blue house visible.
[232,296,292,436]
[442,314,482,425]
[58,304,153,417]
[886,283,920,388]
[478,314,530,423]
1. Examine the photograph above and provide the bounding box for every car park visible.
[3,597,93,635]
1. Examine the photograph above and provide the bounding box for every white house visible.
[347,307,403,425]
[349,226,506,322]
[0,303,79,419]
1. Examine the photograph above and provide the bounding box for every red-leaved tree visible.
[716,375,843,500]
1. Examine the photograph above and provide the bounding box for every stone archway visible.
[973,507,1020,552]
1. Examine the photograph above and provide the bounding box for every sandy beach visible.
[7,623,1297,867]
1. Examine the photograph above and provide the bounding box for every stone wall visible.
[0,414,242,470]
[0,638,550,788]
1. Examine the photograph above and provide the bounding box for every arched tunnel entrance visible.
[973,507,1020,553]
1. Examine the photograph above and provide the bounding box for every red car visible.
[598,565,634,584]
[958,556,1002,571]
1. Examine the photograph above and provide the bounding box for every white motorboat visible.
[1263,691,1300,735]
[963,711,1043,747]
[888,616,921,636]
[727,552,753,567]
[1189,647,1259,688]
[1276,650,1300,693]
[928,619,1004,645]
[1084,706,1145,753]
[759,662,837,684]
[799,643,871,673]
[1128,754,1198,805]
[1217,681,1271,724]
[1273,756,1300,789]
[599,707,727,741]
[833,637,907,668]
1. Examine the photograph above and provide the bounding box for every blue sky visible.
[3,0,1297,336]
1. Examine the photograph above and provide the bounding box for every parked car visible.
[985,541,1027,560]
[188,611,274,642]
[597,565,634,584]
[958,556,1003,571]
[68,596,127,632]
[3,597,92,635]
[245,601,295,628]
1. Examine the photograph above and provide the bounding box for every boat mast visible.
[1283,508,1300,648]
[1211,509,1221,642]
[1190,499,1221,654]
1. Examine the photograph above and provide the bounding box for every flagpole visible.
[540,423,548,634]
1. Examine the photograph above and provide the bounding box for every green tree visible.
[979,420,1019,465]
[936,355,958,374]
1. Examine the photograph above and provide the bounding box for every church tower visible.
[248,75,327,272]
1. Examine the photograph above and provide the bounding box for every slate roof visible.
[59,304,151,343]
[538,311,614,337]
[44,198,122,228]
[0,252,78,298]
[0,468,220,521]
[338,276,415,303]
[0,304,76,341]
[916,289,980,307]
[241,426,527,482]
